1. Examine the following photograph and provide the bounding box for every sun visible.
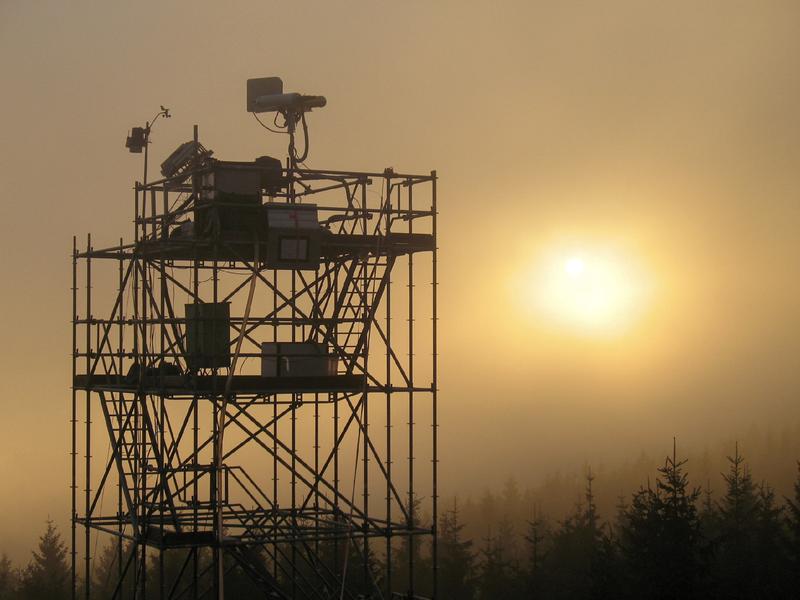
[564,257,585,277]
[525,248,648,334]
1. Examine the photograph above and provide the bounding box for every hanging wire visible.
[293,112,311,164]
[252,112,287,135]
[251,108,312,167]
[339,321,384,599]
[338,399,364,599]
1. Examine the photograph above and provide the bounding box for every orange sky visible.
[1,0,799,561]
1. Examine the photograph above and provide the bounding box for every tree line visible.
[418,444,800,599]
[2,444,800,598]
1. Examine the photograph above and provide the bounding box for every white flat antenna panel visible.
[246,77,283,112]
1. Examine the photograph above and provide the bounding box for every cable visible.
[253,107,312,168]
[293,111,310,164]
[286,111,311,167]
[339,323,384,600]
[338,400,364,600]
[216,239,260,600]
[252,112,287,135]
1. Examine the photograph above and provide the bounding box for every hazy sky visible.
[1,0,799,559]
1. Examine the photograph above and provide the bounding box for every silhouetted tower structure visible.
[71,79,438,598]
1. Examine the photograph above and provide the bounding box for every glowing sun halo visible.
[564,257,585,277]
[526,250,648,334]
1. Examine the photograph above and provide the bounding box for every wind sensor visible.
[125,105,171,184]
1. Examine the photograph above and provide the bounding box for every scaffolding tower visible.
[71,111,438,598]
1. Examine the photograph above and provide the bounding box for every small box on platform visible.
[260,342,338,377]
[185,302,231,370]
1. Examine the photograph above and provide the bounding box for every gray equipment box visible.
[196,165,263,239]
[265,203,321,270]
[185,302,231,370]
[202,167,262,196]
[261,342,337,377]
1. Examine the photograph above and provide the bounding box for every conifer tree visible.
[0,553,18,598]
[477,491,498,534]
[501,478,523,526]
[17,520,70,600]
[539,469,615,600]
[298,513,382,598]
[476,528,521,600]
[613,494,629,536]
[392,495,432,598]
[92,539,136,597]
[713,444,761,599]
[523,507,549,598]
[699,479,715,522]
[785,461,800,589]
[753,482,791,597]
[619,443,706,599]
[437,501,476,600]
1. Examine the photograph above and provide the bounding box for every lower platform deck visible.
[73,373,366,397]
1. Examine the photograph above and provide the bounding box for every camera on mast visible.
[246,77,326,114]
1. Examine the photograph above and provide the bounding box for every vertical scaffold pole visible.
[131,183,141,592]
[291,236,298,598]
[407,178,415,597]
[139,210,149,597]
[361,179,370,591]
[384,177,393,597]
[159,190,167,598]
[272,267,279,583]
[117,238,124,595]
[85,233,92,598]
[212,226,220,598]
[191,124,200,599]
[71,236,78,600]
[431,171,439,599]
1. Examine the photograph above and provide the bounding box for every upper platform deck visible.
[78,162,436,264]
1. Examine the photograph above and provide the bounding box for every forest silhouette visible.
[2,442,799,599]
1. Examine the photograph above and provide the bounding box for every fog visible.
[1,0,799,562]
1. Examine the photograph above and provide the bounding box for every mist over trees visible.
[2,441,799,598]
[2,520,70,599]
[406,444,800,600]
